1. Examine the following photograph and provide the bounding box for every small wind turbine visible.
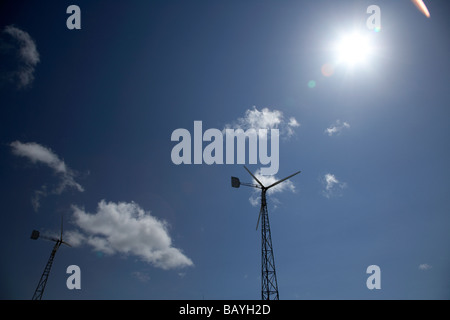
[232,166,300,300]
[30,216,71,300]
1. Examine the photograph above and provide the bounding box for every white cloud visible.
[322,173,346,198]
[325,120,350,136]
[325,174,338,191]
[224,106,300,138]
[69,200,194,270]
[418,264,432,271]
[288,117,300,128]
[248,168,296,207]
[249,195,260,207]
[1,25,40,88]
[10,141,84,211]
[11,141,67,173]
[255,170,296,195]
[287,117,300,137]
[64,229,86,247]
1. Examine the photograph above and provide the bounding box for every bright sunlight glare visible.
[335,32,373,67]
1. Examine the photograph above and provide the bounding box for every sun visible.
[334,32,373,67]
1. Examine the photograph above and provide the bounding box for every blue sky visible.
[0,0,449,300]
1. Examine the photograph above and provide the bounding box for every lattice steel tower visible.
[30,217,71,300]
[232,166,300,300]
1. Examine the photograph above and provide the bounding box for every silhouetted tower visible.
[232,166,300,300]
[30,217,71,300]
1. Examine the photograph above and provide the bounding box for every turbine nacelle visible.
[231,177,241,188]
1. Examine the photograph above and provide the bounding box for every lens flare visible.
[321,63,334,77]
[411,0,430,18]
[308,80,316,88]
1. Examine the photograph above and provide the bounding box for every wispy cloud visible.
[1,25,40,88]
[324,120,350,136]
[132,271,151,283]
[10,141,84,211]
[224,106,300,138]
[322,173,346,198]
[68,200,194,270]
[418,263,432,271]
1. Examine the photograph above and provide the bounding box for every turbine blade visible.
[266,171,301,190]
[256,209,262,231]
[46,236,59,242]
[244,166,265,188]
[60,215,63,241]
[61,240,72,247]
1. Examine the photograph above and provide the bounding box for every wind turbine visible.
[30,216,71,300]
[232,166,301,300]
